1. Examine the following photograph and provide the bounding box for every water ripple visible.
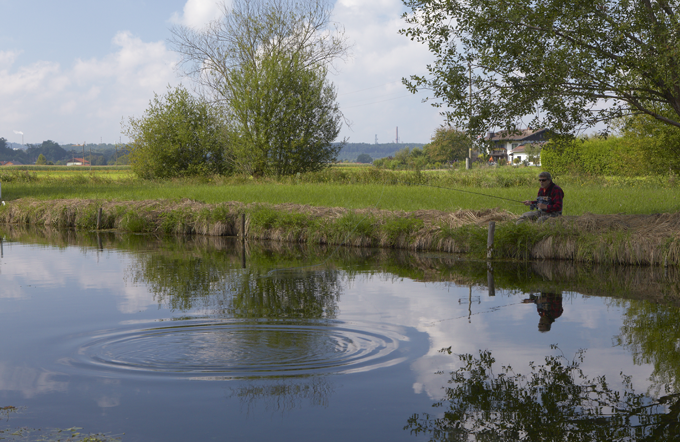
[65,320,408,380]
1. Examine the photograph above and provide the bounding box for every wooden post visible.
[487,221,495,259]
[487,261,495,297]
[241,213,247,269]
[0,238,3,258]
[97,233,103,251]
[97,207,102,230]
[465,158,471,170]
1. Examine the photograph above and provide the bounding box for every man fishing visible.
[516,171,564,224]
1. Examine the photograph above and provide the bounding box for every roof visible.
[511,143,543,154]
[486,128,548,142]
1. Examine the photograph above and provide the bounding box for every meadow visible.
[0,165,678,216]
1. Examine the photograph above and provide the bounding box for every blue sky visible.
[0,0,444,146]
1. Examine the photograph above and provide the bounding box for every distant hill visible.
[336,142,426,162]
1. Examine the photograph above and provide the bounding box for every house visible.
[67,157,91,166]
[0,161,23,166]
[485,128,549,163]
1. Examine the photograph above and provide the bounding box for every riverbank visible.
[1,198,678,266]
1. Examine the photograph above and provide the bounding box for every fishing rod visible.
[397,181,529,206]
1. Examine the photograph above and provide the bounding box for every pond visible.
[0,227,679,441]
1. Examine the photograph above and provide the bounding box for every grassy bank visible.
[1,198,679,266]
[0,166,679,215]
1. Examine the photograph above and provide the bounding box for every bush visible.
[123,86,229,179]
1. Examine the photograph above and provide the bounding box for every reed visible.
[2,198,678,266]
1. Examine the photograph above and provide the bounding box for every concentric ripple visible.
[67,320,408,379]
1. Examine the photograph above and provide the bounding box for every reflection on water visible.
[615,301,680,396]
[406,347,680,442]
[65,319,407,379]
[3,226,680,440]
[228,377,335,414]
[522,292,564,332]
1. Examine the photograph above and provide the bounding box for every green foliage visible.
[617,111,680,174]
[356,153,373,163]
[401,0,680,138]
[541,135,657,177]
[35,154,47,165]
[123,85,229,179]
[227,52,342,176]
[373,127,472,170]
[424,126,471,163]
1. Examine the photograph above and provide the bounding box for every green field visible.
[0,165,678,216]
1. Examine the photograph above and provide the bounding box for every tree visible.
[401,0,680,139]
[35,154,47,165]
[169,0,348,177]
[356,153,373,163]
[226,51,342,176]
[525,144,542,165]
[123,86,229,179]
[424,126,472,163]
[27,140,69,163]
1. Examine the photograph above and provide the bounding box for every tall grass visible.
[0,165,678,215]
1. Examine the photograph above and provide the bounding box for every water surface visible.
[0,228,679,441]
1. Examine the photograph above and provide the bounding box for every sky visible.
[0,0,445,146]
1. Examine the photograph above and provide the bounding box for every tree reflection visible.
[125,248,342,319]
[406,346,680,441]
[615,301,680,395]
[228,377,334,414]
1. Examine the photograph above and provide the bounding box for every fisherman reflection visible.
[523,292,563,332]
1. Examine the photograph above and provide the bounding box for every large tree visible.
[424,126,472,163]
[170,0,348,176]
[401,0,680,138]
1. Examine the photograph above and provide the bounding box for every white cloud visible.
[0,31,179,144]
[0,50,20,67]
[170,0,226,29]
[331,0,444,143]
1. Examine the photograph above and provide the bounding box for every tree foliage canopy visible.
[170,0,347,176]
[123,86,228,179]
[401,0,680,137]
[424,126,472,163]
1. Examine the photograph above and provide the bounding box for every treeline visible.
[335,143,425,162]
[373,127,472,170]
[0,138,129,165]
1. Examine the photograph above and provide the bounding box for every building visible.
[67,157,91,166]
[486,128,549,164]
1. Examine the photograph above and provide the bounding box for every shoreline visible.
[0,198,677,266]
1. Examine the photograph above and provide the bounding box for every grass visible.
[0,165,678,215]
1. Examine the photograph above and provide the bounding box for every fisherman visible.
[516,171,564,224]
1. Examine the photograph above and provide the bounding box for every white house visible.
[485,128,548,164]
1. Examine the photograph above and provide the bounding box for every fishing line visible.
[395,180,528,206]
[263,182,387,276]
[424,300,525,326]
